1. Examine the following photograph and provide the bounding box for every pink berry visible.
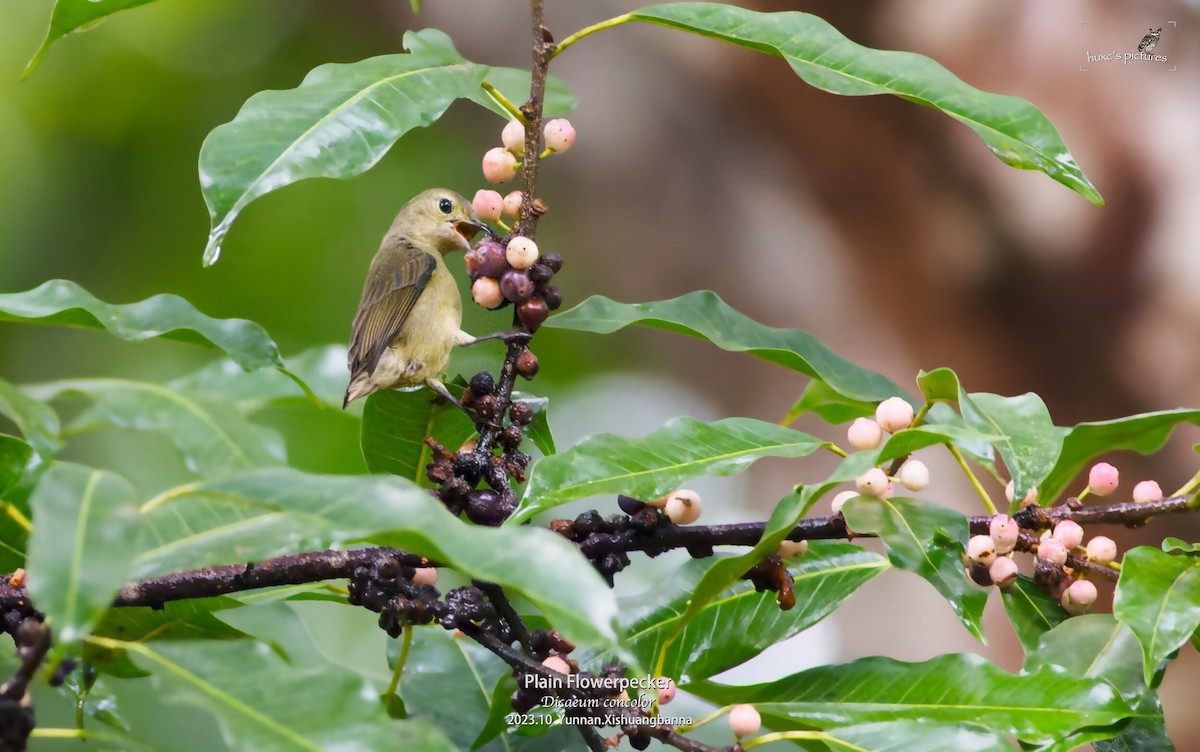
[967,534,997,566]
[472,276,503,309]
[1061,579,1098,614]
[989,515,1019,555]
[777,540,808,560]
[728,704,761,739]
[1004,480,1039,506]
[542,655,570,674]
[875,397,914,433]
[1086,535,1117,565]
[846,418,882,451]
[897,460,929,491]
[543,118,576,153]
[989,555,1019,587]
[880,481,895,500]
[664,490,702,524]
[1132,480,1163,503]
[505,237,539,270]
[855,468,889,497]
[502,191,523,219]
[1052,520,1085,550]
[1038,537,1069,566]
[412,567,438,586]
[501,119,525,155]
[471,189,503,222]
[830,490,858,515]
[482,147,518,184]
[1088,462,1119,496]
[658,678,677,706]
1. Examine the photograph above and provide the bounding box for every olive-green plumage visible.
[343,188,486,408]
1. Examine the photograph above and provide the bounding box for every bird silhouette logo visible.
[1137,27,1162,54]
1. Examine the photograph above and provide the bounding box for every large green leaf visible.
[170,345,349,410]
[1040,410,1200,503]
[0,434,34,495]
[361,389,475,484]
[627,3,1102,203]
[1001,576,1070,652]
[31,379,286,475]
[545,292,910,404]
[0,435,35,571]
[622,542,888,684]
[959,391,1061,509]
[135,469,622,652]
[1113,546,1200,686]
[200,56,485,266]
[0,280,284,371]
[1027,615,1171,752]
[0,377,62,458]
[690,653,1132,744]
[513,416,825,522]
[842,496,987,640]
[26,463,139,643]
[774,722,1014,752]
[25,0,159,75]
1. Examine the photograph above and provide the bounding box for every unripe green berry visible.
[847,417,882,451]
[501,119,525,155]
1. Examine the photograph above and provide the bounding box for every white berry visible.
[989,555,1019,587]
[967,534,997,566]
[1038,537,1069,566]
[505,237,539,270]
[502,190,523,219]
[664,490,702,524]
[412,567,438,586]
[897,459,930,491]
[846,418,882,451]
[1052,520,1085,550]
[1004,480,1039,506]
[777,540,808,560]
[728,704,761,739]
[482,147,518,184]
[502,119,525,155]
[989,514,1020,555]
[1086,535,1118,565]
[830,490,858,515]
[542,655,570,674]
[855,468,889,497]
[1061,579,1098,614]
[875,397,914,432]
[543,118,576,153]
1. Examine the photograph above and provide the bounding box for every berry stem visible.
[1,500,32,532]
[383,622,414,698]
[480,81,527,124]
[824,442,849,458]
[1170,466,1200,498]
[548,13,635,60]
[948,444,997,514]
[672,704,731,734]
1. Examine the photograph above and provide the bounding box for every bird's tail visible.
[343,373,373,409]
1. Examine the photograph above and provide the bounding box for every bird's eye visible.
[438,198,453,214]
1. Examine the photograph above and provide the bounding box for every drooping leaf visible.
[1161,538,1199,555]
[0,435,33,495]
[0,280,284,371]
[1113,546,1200,685]
[790,722,1015,752]
[25,0,160,75]
[1039,410,1200,503]
[170,345,349,410]
[135,469,622,653]
[959,391,1061,509]
[31,379,286,475]
[783,379,876,425]
[0,377,62,458]
[199,55,486,265]
[514,416,825,522]
[690,653,1132,744]
[843,496,987,640]
[360,389,475,484]
[26,463,139,643]
[622,543,888,684]
[627,3,1102,203]
[545,292,910,404]
[0,435,35,570]
[1001,575,1070,652]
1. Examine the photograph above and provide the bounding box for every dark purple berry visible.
[618,495,646,515]
[518,298,549,332]
[469,371,495,397]
[500,269,535,303]
[509,402,533,426]
[541,286,562,311]
[541,252,563,273]
[516,349,539,379]
[529,263,554,284]
[473,238,508,278]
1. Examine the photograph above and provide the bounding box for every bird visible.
[1137,27,1162,54]
[342,188,520,411]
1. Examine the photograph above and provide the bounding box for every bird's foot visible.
[457,329,532,348]
[426,379,504,431]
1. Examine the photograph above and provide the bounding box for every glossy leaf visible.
[1040,410,1200,503]
[959,391,1061,509]
[88,597,251,678]
[0,279,284,371]
[545,291,910,404]
[200,55,486,265]
[783,379,876,425]
[170,345,349,410]
[1113,546,1200,685]
[629,3,1102,203]
[1162,537,1198,555]
[0,435,33,495]
[1001,575,1070,652]
[0,377,62,458]
[690,653,1132,743]
[843,496,987,640]
[32,378,286,475]
[402,29,578,118]
[25,0,159,75]
[135,469,622,652]
[0,435,34,570]
[1027,615,1171,752]
[514,416,824,522]
[623,543,888,684]
[361,388,475,484]
[798,722,1015,752]
[26,463,139,643]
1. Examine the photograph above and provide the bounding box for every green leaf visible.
[783,379,876,425]
[136,469,622,652]
[1001,575,1070,652]
[798,722,1015,752]
[628,3,1102,204]
[623,542,888,684]
[1040,410,1200,503]
[402,29,578,118]
[0,280,284,371]
[545,292,910,404]
[843,497,987,640]
[1162,537,1198,555]
[170,345,349,410]
[690,653,1132,743]
[31,379,286,475]
[1027,615,1171,752]
[25,0,159,75]
[1113,546,1200,686]
[0,435,34,570]
[514,417,825,522]
[959,391,1061,509]
[0,435,33,495]
[361,389,475,484]
[0,377,62,458]
[26,463,138,643]
[200,54,487,266]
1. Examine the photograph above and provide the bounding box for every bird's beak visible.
[455,219,493,244]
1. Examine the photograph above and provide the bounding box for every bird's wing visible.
[348,245,437,378]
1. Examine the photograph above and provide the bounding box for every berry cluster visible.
[346,556,452,637]
[838,397,928,505]
[481,117,576,185]
[464,236,562,332]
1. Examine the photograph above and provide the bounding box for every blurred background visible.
[2,0,1199,748]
